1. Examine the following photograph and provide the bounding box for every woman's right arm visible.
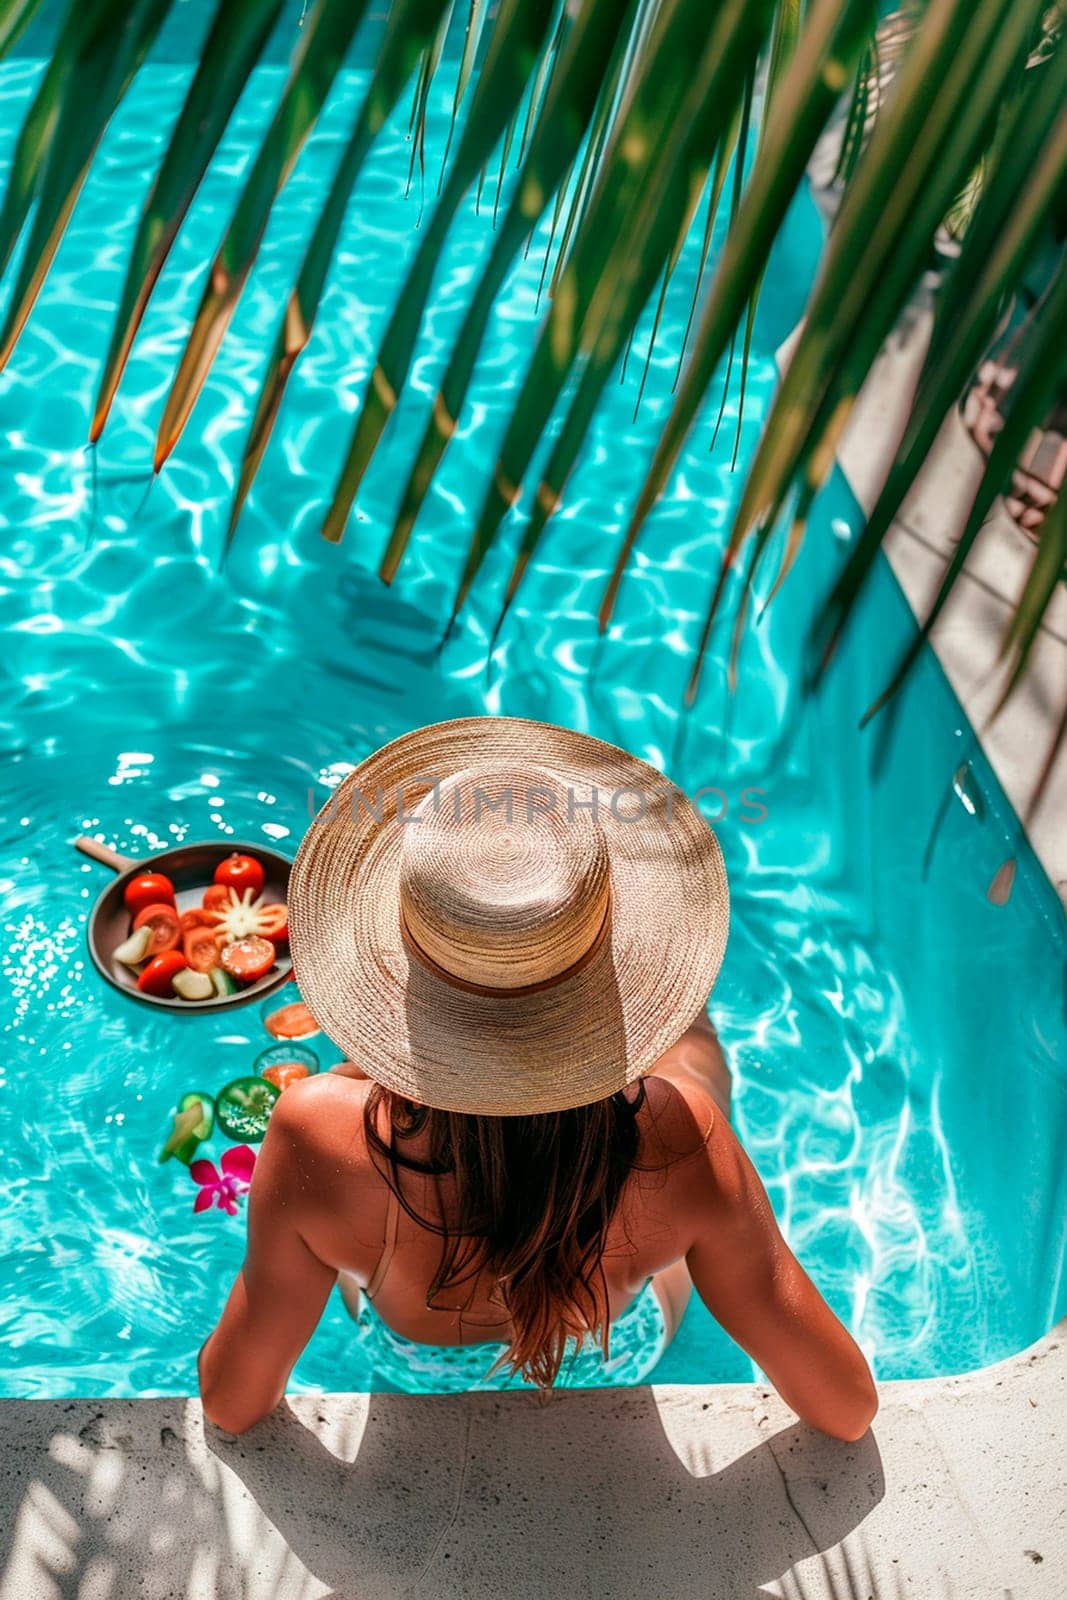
[684,1113,878,1442]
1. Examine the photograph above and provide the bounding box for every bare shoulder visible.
[636,1074,719,1170]
[638,1074,765,1224]
[261,1071,375,1181]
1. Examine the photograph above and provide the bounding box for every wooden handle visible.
[74,835,136,874]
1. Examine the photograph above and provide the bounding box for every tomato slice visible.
[220,936,276,982]
[202,884,230,913]
[261,1061,310,1092]
[265,1001,319,1040]
[123,872,176,915]
[132,902,181,955]
[257,902,288,946]
[180,907,215,933]
[137,950,189,996]
[183,924,222,973]
[214,853,266,896]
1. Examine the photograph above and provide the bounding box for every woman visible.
[199,717,877,1440]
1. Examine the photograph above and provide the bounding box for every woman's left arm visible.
[198,1086,337,1434]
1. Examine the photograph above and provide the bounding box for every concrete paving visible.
[0,1323,1062,1599]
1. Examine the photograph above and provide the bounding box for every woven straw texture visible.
[289,716,729,1115]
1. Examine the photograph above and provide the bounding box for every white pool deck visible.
[1,1322,1063,1599]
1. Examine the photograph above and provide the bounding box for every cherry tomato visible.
[265,1001,319,1040]
[132,902,181,955]
[220,936,276,982]
[137,950,189,997]
[183,924,222,973]
[202,884,230,913]
[261,1061,310,1092]
[180,907,215,934]
[213,853,265,896]
[123,872,176,915]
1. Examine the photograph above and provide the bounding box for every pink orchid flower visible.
[190,1145,256,1215]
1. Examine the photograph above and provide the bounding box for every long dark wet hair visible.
[363,1081,653,1388]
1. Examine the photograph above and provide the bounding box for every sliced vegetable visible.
[213,852,265,896]
[180,906,215,933]
[220,935,276,982]
[216,1074,281,1142]
[258,901,288,946]
[132,901,181,955]
[137,950,189,997]
[183,923,222,973]
[159,1091,215,1164]
[179,1090,215,1140]
[123,871,176,914]
[160,1103,206,1164]
[265,1001,319,1040]
[173,967,214,1001]
[208,886,288,943]
[114,924,153,967]
[261,1061,310,1091]
[209,966,239,998]
[202,884,231,913]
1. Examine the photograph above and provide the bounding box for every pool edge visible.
[1,1318,1062,1597]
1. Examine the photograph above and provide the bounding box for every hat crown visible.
[399,763,610,992]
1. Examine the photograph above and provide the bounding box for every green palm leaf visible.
[600,0,877,627]
[451,0,779,616]
[0,0,173,370]
[153,0,369,471]
[439,0,491,184]
[493,0,775,621]
[90,0,286,441]
[858,258,1067,728]
[998,481,1067,713]
[0,0,46,60]
[0,0,1061,770]
[380,0,636,582]
[724,0,1035,576]
[225,0,453,543]
[404,2,452,220]
[813,42,1067,670]
[319,0,559,546]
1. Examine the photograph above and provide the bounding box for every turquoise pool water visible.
[1,19,1065,1400]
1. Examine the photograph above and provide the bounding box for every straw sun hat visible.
[289,716,729,1116]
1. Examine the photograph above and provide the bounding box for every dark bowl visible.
[85,838,293,1013]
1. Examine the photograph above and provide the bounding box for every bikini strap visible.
[365,1180,401,1300]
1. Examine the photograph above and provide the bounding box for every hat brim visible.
[288,717,729,1115]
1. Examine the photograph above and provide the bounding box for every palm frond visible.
[319,0,559,546]
[153,0,371,471]
[0,0,46,60]
[0,0,172,369]
[91,0,286,441]
[0,0,1061,774]
[380,0,638,581]
[225,0,454,543]
[600,0,877,626]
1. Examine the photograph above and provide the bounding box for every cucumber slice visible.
[178,1091,215,1142]
[173,968,213,1002]
[114,925,152,966]
[216,1075,280,1143]
[209,967,239,998]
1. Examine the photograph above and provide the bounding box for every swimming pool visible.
[1,11,1064,1400]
